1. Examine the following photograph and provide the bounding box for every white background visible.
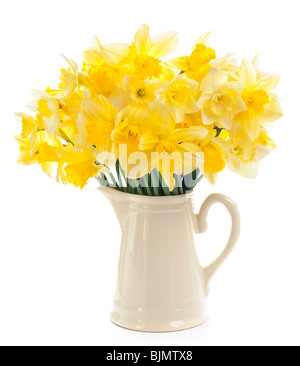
[0,0,299,346]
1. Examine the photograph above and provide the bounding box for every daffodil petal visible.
[254,74,280,92]
[204,172,217,185]
[44,113,61,135]
[197,88,213,109]
[83,49,103,66]
[252,55,260,72]
[241,113,260,141]
[217,113,233,130]
[260,96,283,122]
[134,24,151,55]
[109,88,132,110]
[152,103,176,128]
[193,32,211,47]
[100,43,131,67]
[166,56,189,71]
[200,68,227,92]
[240,59,257,89]
[148,31,179,58]
[156,62,175,82]
[170,126,209,143]
[202,109,216,125]
[139,132,159,150]
[180,95,200,114]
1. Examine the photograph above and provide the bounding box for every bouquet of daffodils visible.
[16,25,282,195]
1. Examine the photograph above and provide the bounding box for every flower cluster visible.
[16,25,282,194]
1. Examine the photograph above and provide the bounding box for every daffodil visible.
[16,133,64,178]
[64,150,107,189]
[160,75,200,122]
[100,24,178,82]
[235,58,282,141]
[175,126,227,184]
[77,91,118,152]
[210,54,239,81]
[138,112,209,189]
[59,55,89,98]
[110,101,157,178]
[109,75,160,110]
[222,124,276,178]
[28,86,81,137]
[15,27,282,193]
[198,68,246,129]
[168,33,216,83]
[83,37,121,99]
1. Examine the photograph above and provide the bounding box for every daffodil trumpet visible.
[16,25,282,195]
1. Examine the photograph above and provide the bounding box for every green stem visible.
[141,175,152,196]
[96,175,108,187]
[189,174,204,190]
[100,173,110,187]
[158,172,171,196]
[108,172,119,190]
[115,160,124,191]
[136,181,145,196]
[118,165,128,192]
[175,174,184,195]
[151,170,160,196]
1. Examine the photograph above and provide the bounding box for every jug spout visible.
[99,187,130,230]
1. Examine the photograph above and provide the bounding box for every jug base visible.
[111,312,209,333]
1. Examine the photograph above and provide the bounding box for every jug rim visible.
[98,186,193,205]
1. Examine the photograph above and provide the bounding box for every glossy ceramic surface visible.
[100,187,240,332]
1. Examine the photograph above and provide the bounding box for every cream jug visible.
[100,187,240,332]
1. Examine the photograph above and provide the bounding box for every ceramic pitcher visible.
[100,187,240,332]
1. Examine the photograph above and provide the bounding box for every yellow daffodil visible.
[64,150,107,189]
[160,75,200,122]
[59,55,89,98]
[109,76,160,110]
[198,68,246,129]
[77,91,118,152]
[29,86,83,137]
[168,32,216,83]
[83,39,121,99]
[16,133,64,177]
[100,24,178,82]
[138,112,208,189]
[223,124,276,178]
[110,102,157,178]
[210,54,239,81]
[235,58,283,141]
[16,27,282,193]
[175,126,226,184]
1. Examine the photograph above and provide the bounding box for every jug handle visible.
[195,194,241,294]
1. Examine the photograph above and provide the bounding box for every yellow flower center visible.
[211,87,240,116]
[167,90,178,104]
[242,89,270,115]
[233,145,243,157]
[156,140,177,154]
[176,115,193,128]
[165,82,190,107]
[135,55,162,79]
[111,123,141,153]
[88,64,116,98]
[137,88,145,96]
[232,140,257,163]
[189,44,216,71]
